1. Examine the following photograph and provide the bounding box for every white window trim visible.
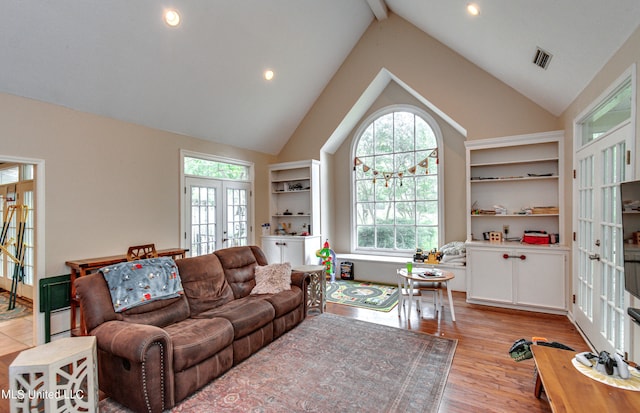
[179,149,255,249]
[349,104,445,256]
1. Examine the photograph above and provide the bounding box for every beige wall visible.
[0,92,276,278]
[279,13,561,249]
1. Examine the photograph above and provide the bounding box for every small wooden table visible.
[532,345,640,412]
[66,248,188,335]
[396,268,456,321]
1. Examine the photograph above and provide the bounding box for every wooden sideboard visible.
[66,248,188,336]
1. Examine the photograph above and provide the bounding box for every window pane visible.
[376,226,394,248]
[356,125,374,157]
[395,201,415,225]
[417,226,438,250]
[356,203,374,225]
[0,166,19,184]
[374,114,393,154]
[395,177,415,201]
[356,180,374,202]
[396,226,416,250]
[355,156,374,180]
[417,201,438,225]
[416,175,438,200]
[375,181,394,201]
[375,202,394,225]
[184,156,249,180]
[581,78,631,146]
[357,226,375,248]
[416,116,437,149]
[394,112,414,153]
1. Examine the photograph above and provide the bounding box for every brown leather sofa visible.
[75,245,309,413]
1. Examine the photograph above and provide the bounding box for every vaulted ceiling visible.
[2,1,639,154]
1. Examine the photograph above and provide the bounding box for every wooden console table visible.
[532,345,640,412]
[66,247,188,336]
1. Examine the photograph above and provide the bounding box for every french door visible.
[574,122,631,354]
[185,177,251,257]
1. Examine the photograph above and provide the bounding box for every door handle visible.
[503,254,526,260]
[588,253,601,261]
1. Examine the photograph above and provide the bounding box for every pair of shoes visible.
[509,338,533,361]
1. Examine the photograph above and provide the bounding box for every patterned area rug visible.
[326,280,399,311]
[99,313,457,413]
[0,291,31,321]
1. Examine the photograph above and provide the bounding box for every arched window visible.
[352,106,442,253]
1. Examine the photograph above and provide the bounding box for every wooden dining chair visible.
[126,244,158,261]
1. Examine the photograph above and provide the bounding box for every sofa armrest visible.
[92,321,174,412]
[92,320,172,362]
[290,270,310,290]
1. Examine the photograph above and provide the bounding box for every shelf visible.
[271,177,311,183]
[469,157,558,168]
[470,175,558,183]
[273,214,311,217]
[272,189,311,193]
[471,214,559,217]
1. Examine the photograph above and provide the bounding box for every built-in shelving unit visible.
[262,160,321,266]
[465,131,568,314]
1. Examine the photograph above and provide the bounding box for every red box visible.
[522,234,550,244]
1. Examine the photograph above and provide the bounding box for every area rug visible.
[99,313,457,413]
[0,291,31,321]
[325,280,399,312]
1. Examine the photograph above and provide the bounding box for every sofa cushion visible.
[214,246,268,299]
[251,262,292,295]
[175,253,235,316]
[164,317,234,372]
[101,257,183,312]
[194,297,275,339]
[262,286,303,318]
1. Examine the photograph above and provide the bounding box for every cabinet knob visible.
[503,254,526,260]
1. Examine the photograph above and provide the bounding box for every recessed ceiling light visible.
[164,9,181,27]
[264,70,274,81]
[467,3,480,16]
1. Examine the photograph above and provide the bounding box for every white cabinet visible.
[262,160,321,266]
[262,235,321,267]
[465,131,564,244]
[466,241,568,313]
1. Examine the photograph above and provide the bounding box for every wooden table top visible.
[397,268,454,282]
[532,345,640,412]
[66,247,188,270]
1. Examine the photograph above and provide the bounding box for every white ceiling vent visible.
[533,47,552,70]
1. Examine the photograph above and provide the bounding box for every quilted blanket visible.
[101,256,183,312]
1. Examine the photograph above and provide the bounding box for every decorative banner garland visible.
[353,149,438,187]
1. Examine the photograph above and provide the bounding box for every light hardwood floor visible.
[0,291,588,413]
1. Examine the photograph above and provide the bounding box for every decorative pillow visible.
[102,257,184,312]
[250,262,292,295]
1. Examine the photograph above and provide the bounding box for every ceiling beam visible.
[366,0,388,21]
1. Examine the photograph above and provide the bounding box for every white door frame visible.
[0,154,45,346]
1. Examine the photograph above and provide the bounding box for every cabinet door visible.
[261,238,283,263]
[282,239,304,266]
[515,250,565,309]
[468,248,513,303]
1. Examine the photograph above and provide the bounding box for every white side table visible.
[293,264,326,314]
[9,336,98,413]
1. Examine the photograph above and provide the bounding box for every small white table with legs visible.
[397,268,456,321]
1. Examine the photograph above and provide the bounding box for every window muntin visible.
[354,108,441,253]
